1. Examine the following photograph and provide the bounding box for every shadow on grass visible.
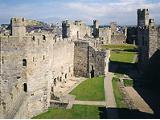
[108,50,160,118]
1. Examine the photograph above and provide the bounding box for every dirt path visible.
[104,72,118,118]
[73,100,106,106]
[125,87,153,114]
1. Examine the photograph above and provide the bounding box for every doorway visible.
[90,65,95,78]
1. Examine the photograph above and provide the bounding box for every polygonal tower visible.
[11,17,26,36]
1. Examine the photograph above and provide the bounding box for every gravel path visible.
[125,87,153,114]
[104,72,118,118]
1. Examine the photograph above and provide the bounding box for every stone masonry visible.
[137,9,159,70]
[0,17,108,118]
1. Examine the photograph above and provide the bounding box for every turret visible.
[11,17,26,36]
[93,20,99,38]
[137,9,149,27]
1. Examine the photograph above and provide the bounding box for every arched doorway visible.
[90,65,95,78]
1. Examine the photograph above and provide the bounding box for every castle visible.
[0,17,109,118]
[0,8,160,119]
[62,19,126,45]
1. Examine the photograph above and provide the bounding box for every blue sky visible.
[0,0,160,25]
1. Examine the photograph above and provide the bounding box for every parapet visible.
[137,8,149,13]
[11,17,26,27]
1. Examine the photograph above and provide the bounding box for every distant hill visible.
[26,19,47,27]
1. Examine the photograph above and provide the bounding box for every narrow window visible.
[42,35,46,40]
[54,78,56,86]
[2,56,4,64]
[23,59,27,66]
[32,36,35,41]
[23,83,27,92]
[51,87,54,92]
[60,77,62,82]
[43,55,45,60]
[65,74,67,79]
[33,57,34,62]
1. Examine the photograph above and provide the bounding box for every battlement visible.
[137,8,149,13]
[137,8,149,27]
[11,17,26,27]
[75,20,83,25]
[11,17,26,36]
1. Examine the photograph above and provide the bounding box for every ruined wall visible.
[111,34,126,44]
[0,33,74,118]
[137,28,149,68]
[51,40,74,95]
[0,36,28,119]
[62,20,91,40]
[126,26,137,44]
[99,28,111,44]
[158,27,160,50]
[0,17,107,119]
[138,26,158,70]
[74,41,89,77]
[148,26,158,58]
[88,47,106,77]
[74,41,107,78]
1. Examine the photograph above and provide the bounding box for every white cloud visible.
[0,0,159,25]
[65,0,160,25]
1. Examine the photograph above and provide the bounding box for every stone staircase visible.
[50,94,75,109]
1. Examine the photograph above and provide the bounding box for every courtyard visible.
[70,76,105,101]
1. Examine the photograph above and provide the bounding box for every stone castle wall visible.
[148,26,158,58]
[0,34,75,118]
[137,9,158,70]
[0,17,107,118]
[157,27,160,50]
[111,34,126,44]
[74,41,107,78]
[62,20,91,40]
[98,28,111,44]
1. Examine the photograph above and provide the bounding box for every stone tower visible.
[62,20,70,38]
[11,17,26,36]
[93,20,99,38]
[137,9,149,27]
[137,9,158,71]
[110,22,117,35]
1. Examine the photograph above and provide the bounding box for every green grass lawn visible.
[70,76,105,101]
[32,105,101,119]
[112,77,128,108]
[110,51,137,63]
[102,44,138,63]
